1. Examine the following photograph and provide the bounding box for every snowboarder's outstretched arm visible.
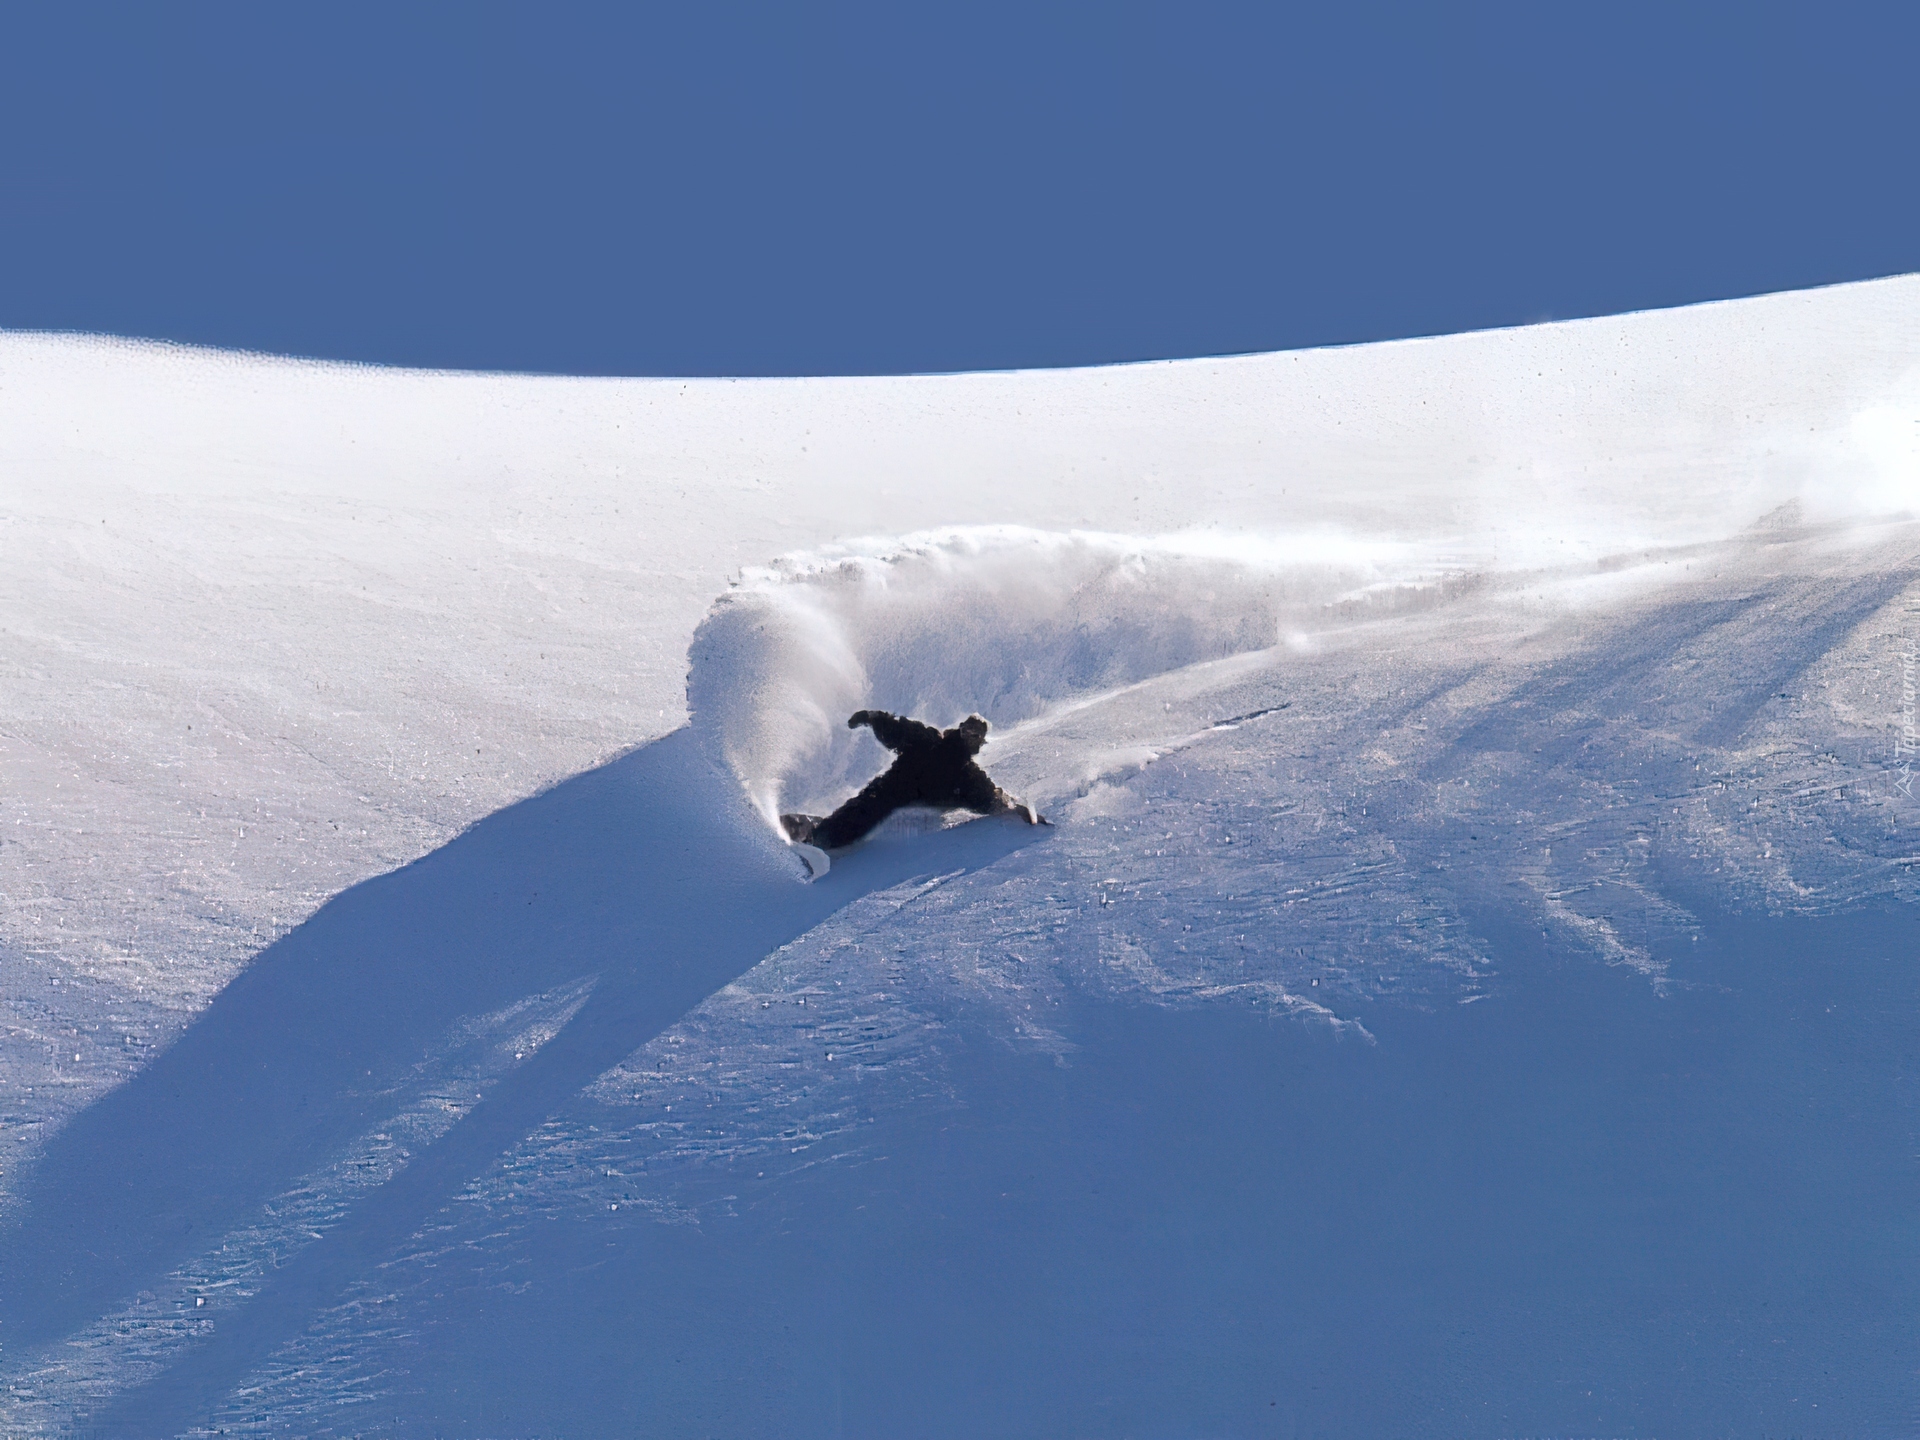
[848,709,941,751]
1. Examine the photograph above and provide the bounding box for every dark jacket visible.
[807,710,1009,848]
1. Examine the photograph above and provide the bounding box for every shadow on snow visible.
[0,726,1044,1437]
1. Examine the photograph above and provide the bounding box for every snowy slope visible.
[1,278,1917,1437]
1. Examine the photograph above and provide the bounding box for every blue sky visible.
[3,1,1915,376]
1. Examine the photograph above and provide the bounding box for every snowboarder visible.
[781,710,1045,850]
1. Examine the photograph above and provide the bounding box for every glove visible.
[847,710,873,729]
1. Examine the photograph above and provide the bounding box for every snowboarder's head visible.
[956,714,990,743]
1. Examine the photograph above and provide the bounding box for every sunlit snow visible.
[1,277,1916,1436]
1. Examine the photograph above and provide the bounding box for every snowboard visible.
[781,805,1047,855]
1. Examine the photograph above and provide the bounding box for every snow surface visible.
[1,278,1918,1436]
